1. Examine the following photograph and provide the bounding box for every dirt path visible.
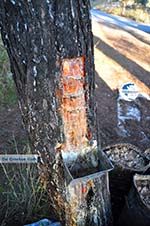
[93,19,150,92]
[93,19,150,150]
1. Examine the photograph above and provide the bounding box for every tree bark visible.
[0,0,97,224]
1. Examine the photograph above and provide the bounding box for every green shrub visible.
[0,37,17,106]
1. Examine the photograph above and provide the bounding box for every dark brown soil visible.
[0,105,28,154]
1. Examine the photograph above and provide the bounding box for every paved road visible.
[91,9,150,34]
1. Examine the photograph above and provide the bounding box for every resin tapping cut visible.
[61,57,88,153]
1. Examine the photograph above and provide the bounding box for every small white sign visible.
[120,83,139,101]
[0,154,39,163]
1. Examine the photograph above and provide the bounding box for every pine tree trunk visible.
[0,0,97,223]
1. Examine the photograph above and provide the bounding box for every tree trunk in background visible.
[0,0,96,223]
[121,0,128,16]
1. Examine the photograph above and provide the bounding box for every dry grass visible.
[108,6,150,23]
[92,1,150,23]
[0,142,50,226]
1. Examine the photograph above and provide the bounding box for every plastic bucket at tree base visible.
[117,174,150,226]
[64,149,113,226]
[102,143,150,223]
